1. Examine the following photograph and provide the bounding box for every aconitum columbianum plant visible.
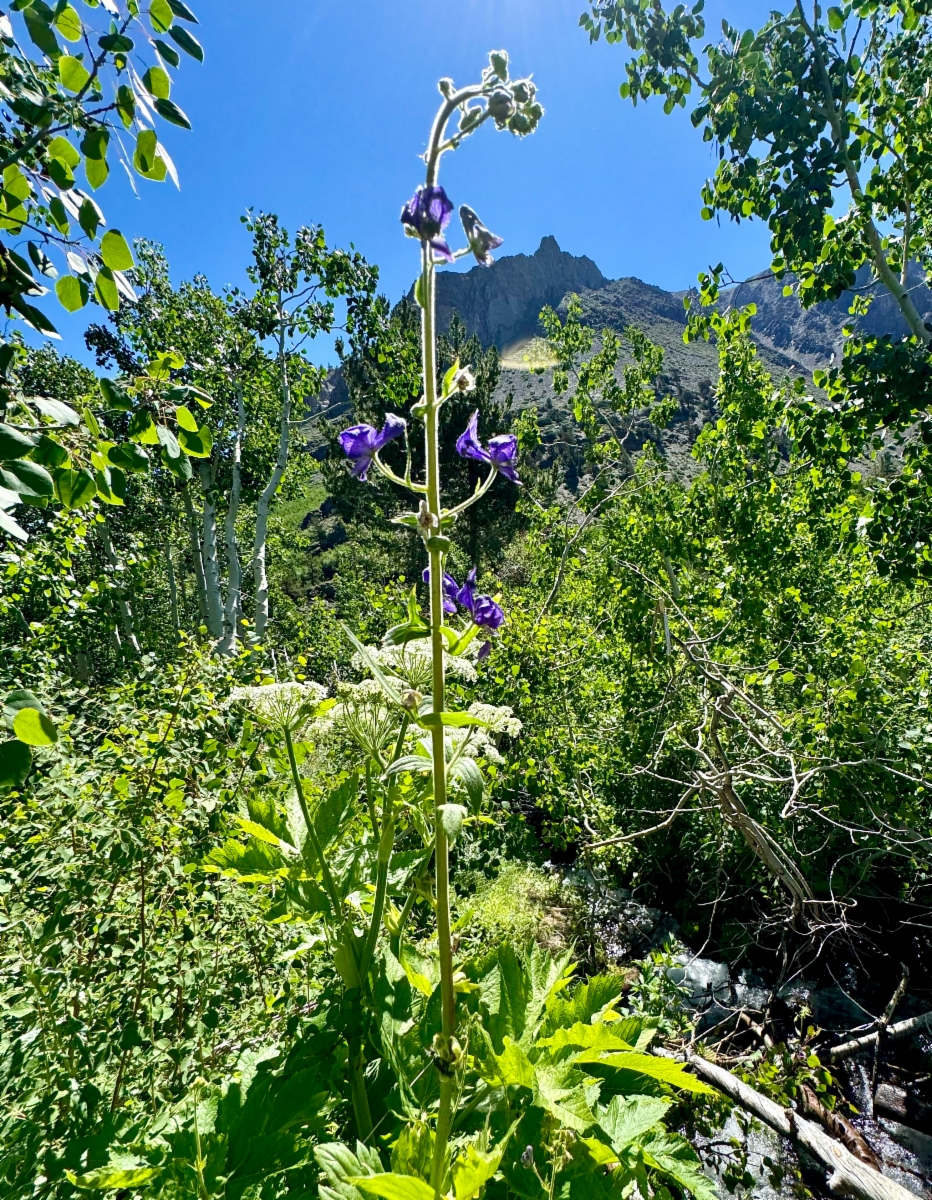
[338,51,540,1188]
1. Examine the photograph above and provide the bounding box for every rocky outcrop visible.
[433,235,606,348]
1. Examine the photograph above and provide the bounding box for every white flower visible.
[351,641,479,690]
[467,702,522,737]
[229,681,328,732]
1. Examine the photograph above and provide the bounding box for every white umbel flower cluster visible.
[351,640,480,690]
[229,681,329,732]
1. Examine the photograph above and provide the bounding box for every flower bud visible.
[401,688,423,712]
[487,89,516,126]
[521,1147,535,1168]
[438,77,455,98]
[489,50,509,81]
[452,366,476,393]
[511,80,534,105]
[417,499,439,534]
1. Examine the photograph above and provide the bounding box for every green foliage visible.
[0,0,204,333]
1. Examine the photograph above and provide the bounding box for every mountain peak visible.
[433,237,605,348]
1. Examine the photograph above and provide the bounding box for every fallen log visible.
[797,1083,882,1171]
[673,1049,917,1200]
[829,1010,932,1062]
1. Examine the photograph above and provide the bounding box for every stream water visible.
[557,866,932,1199]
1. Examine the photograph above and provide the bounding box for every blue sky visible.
[33,0,780,365]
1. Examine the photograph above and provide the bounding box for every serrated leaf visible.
[352,1175,435,1200]
[591,1051,714,1094]
[597,1094,671,1152]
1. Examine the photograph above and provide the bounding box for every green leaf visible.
[48,136,80,169]
[58,53,89,90]
[143,65,170,98]
[341,624,405,707]
[107,442,149,472]
[0,508,27,540]
[167,0,198,20]
[94,267,119,312]
[23,8,59,57]
[53,4,82,40]
[84,148,108,187]
[352,1174,435,1200]
[67,1165,159,1190]
[533,1058,597,1132]
[3,689,44,729]
[157,423,180,458]
[99,378,133,410]
[116,83,135,128]
[169,23,203,59]
[48,196,69,235]
[30,396,79,425]
[639,1130,718,1200]
[450,756,483,807]
[544,975,625,1033]
[153,37,180,65]
[597,1095,671,1152]
[31,435,69,468]
[149,0,173,31]
[385,754,431,775]
[453,1136,514,1200]
[95,465,126,505]
[419,711,489,729]
[153,97,191,128]
[538,1022,634,1055]
[495,1038,535,1088]
[133,129,166,180]
[438,802,467,845]
[314,777,357,851]
[53,466,96,509]
[78,197,100,239]
[13,706,57,746]
[178,420,215,458]
[0,739,31,788]
[161,443,191,480]
[1,458,54,498]
[316,1141,384,1200]
[591,1051,714,1094]
[827,6,844,30]
[0,423,36,460]
[175,403,198,431]
[100,230,134,271]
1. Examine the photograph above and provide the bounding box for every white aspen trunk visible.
[198,458,225,641]
[252,341,290,643]
[180,482,209,623]
[219,382,246,656]
[159,495,180,636]
[99,520,141,657]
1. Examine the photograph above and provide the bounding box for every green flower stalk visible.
[339,50,542,1184]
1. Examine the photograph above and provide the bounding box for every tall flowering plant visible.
[336,52,540,1186]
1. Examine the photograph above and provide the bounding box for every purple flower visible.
[423,567,459,615]
[401,185,455,264]
[460,205,504,267]
[338,414,405,481]
[477,641,492,661]
[455,411,521,483]
[472,594,505,630]
[456,568,505,630]
[487,434,520,483]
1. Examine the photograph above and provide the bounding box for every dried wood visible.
[674,1049,918,1200]
[830,1010,932,1062]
